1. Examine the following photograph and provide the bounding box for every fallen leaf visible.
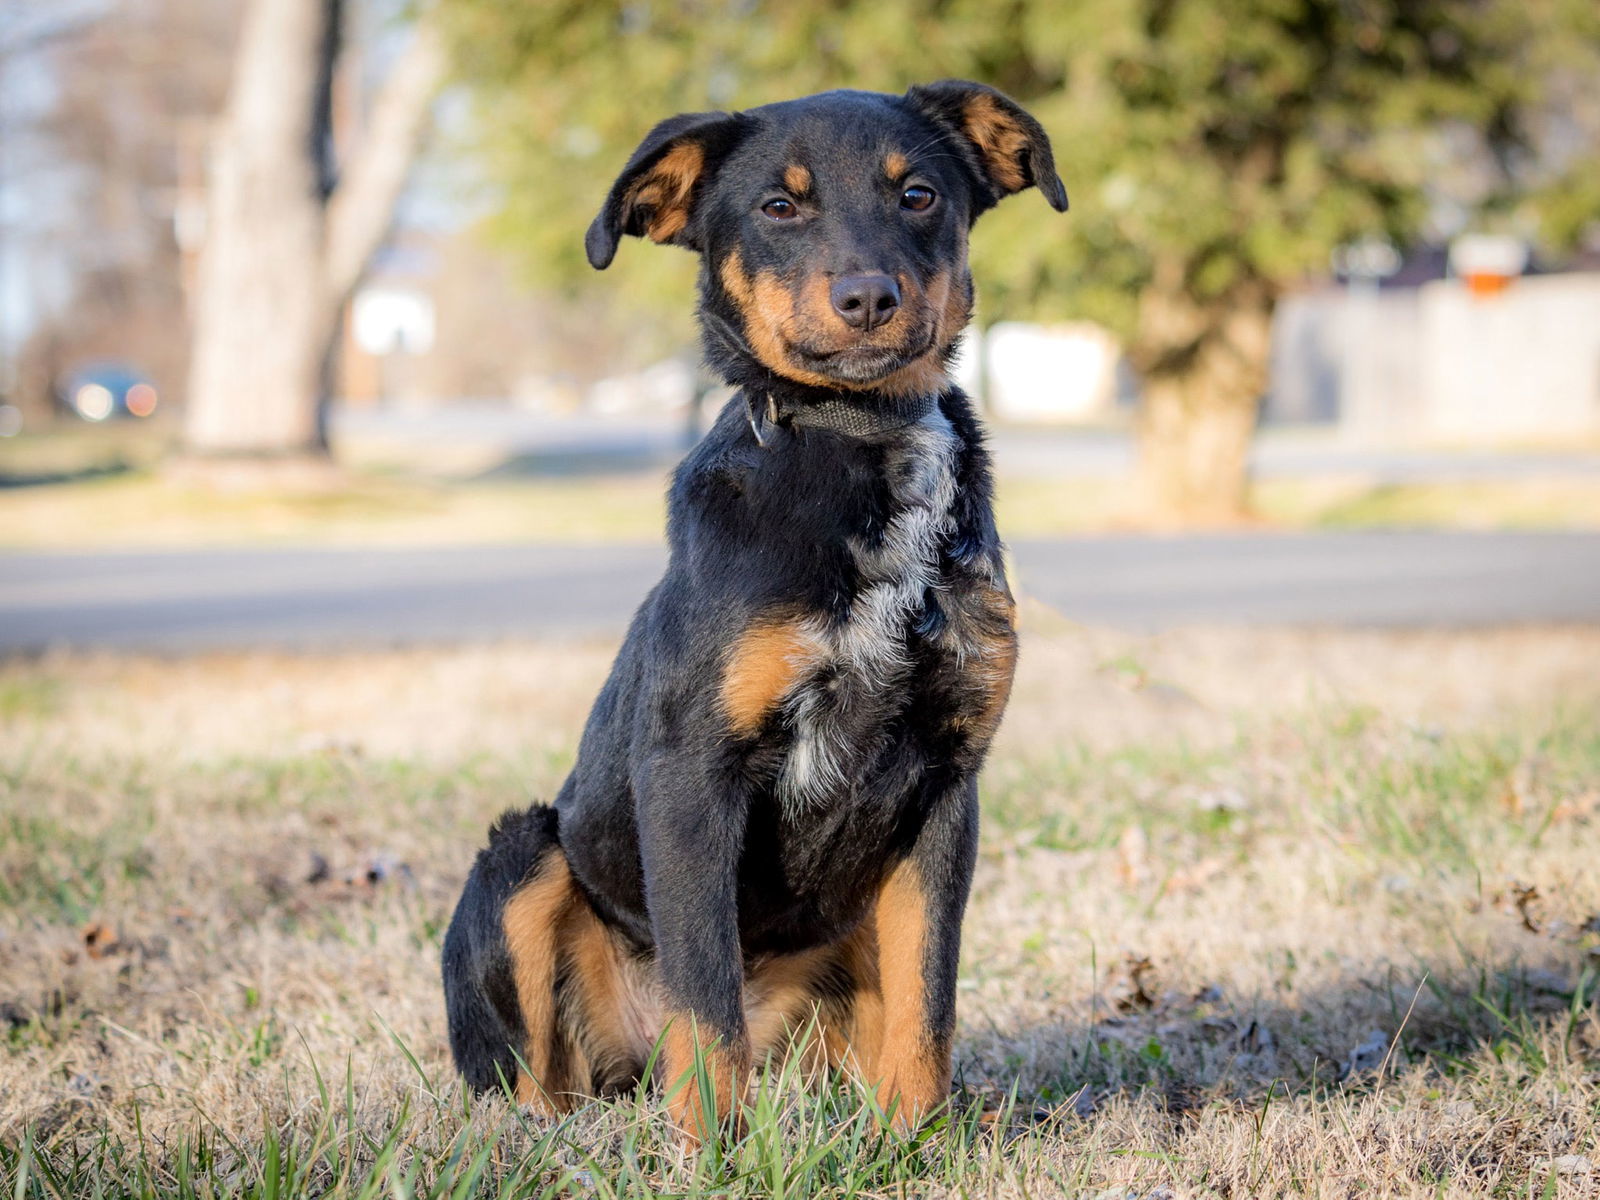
[1116,826,1148,888]
[1111,955,1159,1013]
[81,922,119,960]
[1512,883,1542,933]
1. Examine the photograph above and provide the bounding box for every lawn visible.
[1,623,1598,1197]
[5,423,1600,548]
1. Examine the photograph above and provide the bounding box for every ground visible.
[5,422,1600,548]
[2,621,1599,1197]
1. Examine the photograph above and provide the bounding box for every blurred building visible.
[1270,263,1600,445]
[333,220,1600,449]
[977,322,1124,424]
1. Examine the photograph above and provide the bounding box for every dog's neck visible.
[743,388,940,444]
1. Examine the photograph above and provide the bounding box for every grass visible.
[5,423,1600,548]
[1,625,1598,1196]
[0,422,170,483]
[995,476,1600,538]
[7,467,1600,550]
[0,468,671,548]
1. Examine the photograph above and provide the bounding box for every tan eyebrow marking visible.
[884,151,909,180]
[783,163,812,194]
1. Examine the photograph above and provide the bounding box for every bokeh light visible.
[73,383,114,421]
[126,383,159,417]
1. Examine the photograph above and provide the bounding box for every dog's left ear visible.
[585,111,748,270]
[905,80,1068,215]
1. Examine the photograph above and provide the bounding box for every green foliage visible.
[438,0,1600,344]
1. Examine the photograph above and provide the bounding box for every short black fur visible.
[444,81,1066,1136]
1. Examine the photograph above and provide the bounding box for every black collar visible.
[745,390,940,445]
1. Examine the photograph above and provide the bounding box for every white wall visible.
[1419,274,1600,442]
[1268,272,1600,444]
[982,321,1121,423]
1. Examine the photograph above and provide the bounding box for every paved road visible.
[3,531,1599,653]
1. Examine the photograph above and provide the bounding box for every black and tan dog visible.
[442,81,1066,1140]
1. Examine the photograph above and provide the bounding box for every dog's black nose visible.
[829,274,901,331]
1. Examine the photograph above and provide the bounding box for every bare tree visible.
[2,0,236,418]
[183,0,441,458]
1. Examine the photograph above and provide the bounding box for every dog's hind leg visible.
[443,806,578,1111]
[743,946,840,1073]
[558,894,659,1096]
[819,920,886,1083]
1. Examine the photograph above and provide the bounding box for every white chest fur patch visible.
[777,410,960,809]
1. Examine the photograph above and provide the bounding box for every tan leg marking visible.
[505,855,663,1110]
[745,947,836,1064]
[873,858,949,1128]
[824,919,885,1080]
[502,856,577,1113]
[951,582,1018,740]
[561,898,659,1090]
[662,1013,751,1144]
[974,585,1019,737]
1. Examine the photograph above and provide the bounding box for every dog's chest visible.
[773,413,1008,807]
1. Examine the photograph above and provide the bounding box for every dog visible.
[442,81,1066,1142]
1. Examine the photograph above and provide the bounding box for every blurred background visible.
[9,7,1600,1183]
[2,0,1600,648]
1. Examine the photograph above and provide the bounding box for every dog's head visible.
[586,83,1067,398]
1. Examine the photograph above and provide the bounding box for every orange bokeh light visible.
[127,383,159,417]
[1464,272,1513,298]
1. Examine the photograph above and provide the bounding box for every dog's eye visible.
[761,198,799,221]
[900,186,936,212]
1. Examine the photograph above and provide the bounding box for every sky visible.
[0,2,106,379]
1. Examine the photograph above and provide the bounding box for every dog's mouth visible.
[786,330,938,385]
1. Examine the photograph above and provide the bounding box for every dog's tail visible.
[441,804,562,1095]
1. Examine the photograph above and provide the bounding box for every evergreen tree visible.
[443,0,1600,518]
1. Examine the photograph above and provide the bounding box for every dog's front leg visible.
[873,775,979,1130]
[636,754,751,1143]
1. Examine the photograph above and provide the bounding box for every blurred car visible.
[56,362,161,422]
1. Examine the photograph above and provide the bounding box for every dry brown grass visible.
[6,459,1600,550]
[0,471,671,549]
[2,625,1598,1197]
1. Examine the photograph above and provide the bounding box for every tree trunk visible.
[1129,264,1276,524]
[183,0,440,459]
[184,0,330,456]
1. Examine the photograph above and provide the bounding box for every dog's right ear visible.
[585,111,747,270]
